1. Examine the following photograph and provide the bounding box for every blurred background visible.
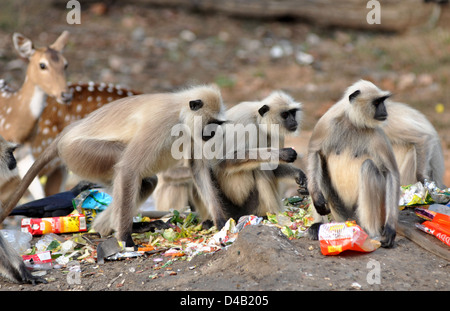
[0,0,449,182]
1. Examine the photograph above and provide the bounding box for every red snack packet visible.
[416,220,450,247]
[318,221,381,255]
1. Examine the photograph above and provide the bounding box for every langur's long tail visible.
[0,138,60,223]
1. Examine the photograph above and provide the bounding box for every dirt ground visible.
[0,1,449,293]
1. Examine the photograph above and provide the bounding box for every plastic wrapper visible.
[208,218,238,246]
[106,251,143,260]
[416,221,450,247]
[22,251,53,270]
[399,180,450,206]
[74,189,112,227]
[415,206,450,247]
[415,207,450,226]
[234,215,263,232]
[21,213,87,235]
[318,221,381,255]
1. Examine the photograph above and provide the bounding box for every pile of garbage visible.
[1,189,315,277]
[4,178,449,279]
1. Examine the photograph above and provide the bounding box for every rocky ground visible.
[0,1,449,294]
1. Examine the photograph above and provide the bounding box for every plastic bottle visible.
[0,229,32,254]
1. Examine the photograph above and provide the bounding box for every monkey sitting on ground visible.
[318,90,446,188]
[0,135,46,284]
[154,91,307,227]
[1,85,227,247]
[307,80,400,248]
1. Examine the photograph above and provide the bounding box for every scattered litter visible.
[318,221,381,256]
[106,251,143,261]
[399,180,450,207]
[266,196,314,239]
[11,192,317,273]
[22,251,53,270]
[35,233,62,252]
[96,237,123,264]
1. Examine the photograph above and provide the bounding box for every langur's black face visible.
[372,95,390,121]
[0,143,17,171]
[6,148,17,170]
[281,109,299,132]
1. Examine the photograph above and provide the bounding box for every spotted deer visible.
[30,82,141,195]
[0,31,71,143]
[0,31,71,200]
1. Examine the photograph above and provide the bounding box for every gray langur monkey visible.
[0,135,46,284]
[307,80,400,248]
[383,101,445,188]
[155,91,306,227]
[1,85,227,247]
[320,90,446,188]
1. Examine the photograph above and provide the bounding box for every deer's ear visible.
[13,33,35,59]
[50,31,70,52]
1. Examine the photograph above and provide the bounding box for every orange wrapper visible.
[318,221,381,255]
[137,245,155,252]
